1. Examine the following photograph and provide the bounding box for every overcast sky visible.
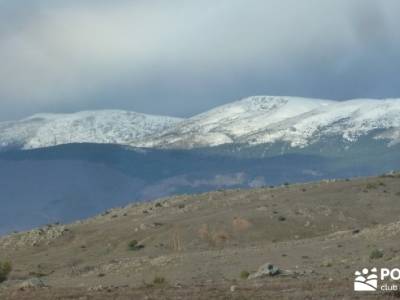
[1,0,400,121]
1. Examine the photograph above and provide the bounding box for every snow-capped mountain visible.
[141,96,400,149]
[0,110,182,150]
[1,96,399,151]
[1,97,399,234]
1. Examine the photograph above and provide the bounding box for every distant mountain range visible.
[1,142,399,235]
[1,96,399,151]
[1,96,399,235]
[0,110,182,151]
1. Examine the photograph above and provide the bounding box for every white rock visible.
[248,263,280,279]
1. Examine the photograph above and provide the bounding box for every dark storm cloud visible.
[0,0,400,121]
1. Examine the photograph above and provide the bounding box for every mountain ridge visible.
[141,96,400,149]
[0,110,182,150]
[1,96,400,151]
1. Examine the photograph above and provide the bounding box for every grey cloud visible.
[0,0,400,121]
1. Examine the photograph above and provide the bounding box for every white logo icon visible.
[354,268,378,291]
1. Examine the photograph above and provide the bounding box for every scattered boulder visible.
[321,259,333,267]
[248,263,280,279]
[128,240,145,251]
[19,277,46,289]
[0,226,69,250]
[88,285,104,292]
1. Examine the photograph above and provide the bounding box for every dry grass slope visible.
[1,173,400,299]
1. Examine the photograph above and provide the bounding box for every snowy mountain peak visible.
[0,110,183,150]
[1,96,399,151]
[193,96,332,120]
[140,96,400,149]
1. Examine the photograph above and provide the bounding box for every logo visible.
[354,268,378,291]
[354,267,400,292]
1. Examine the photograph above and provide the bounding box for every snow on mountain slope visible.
[247,98,400,147]
[1,96,399,151]
[140,96,400,149]
[0,110,182,150]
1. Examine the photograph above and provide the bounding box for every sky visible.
[1,0,400,121]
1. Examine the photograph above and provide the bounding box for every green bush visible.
[370,249,384,260]
[0,261,12,283]
[366,183,378,190]
[240,270,250,279]
[153,276,166,285]
[128,240,144,251]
